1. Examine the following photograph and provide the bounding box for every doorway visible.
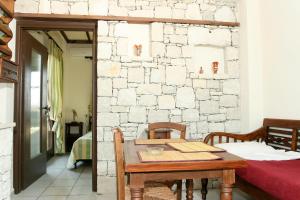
[14,19,98,193]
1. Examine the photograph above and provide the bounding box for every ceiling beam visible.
[86,31,91,43]
[60,30,69,43]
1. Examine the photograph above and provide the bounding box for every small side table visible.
[65,121,83,152]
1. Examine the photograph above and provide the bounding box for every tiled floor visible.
[12,155,253,200]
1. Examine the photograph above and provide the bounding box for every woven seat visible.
[114,128,177,200]
[124,183,176,200]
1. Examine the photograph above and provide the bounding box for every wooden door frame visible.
[13,18,98,193]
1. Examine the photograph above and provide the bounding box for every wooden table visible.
[124,141,247,200]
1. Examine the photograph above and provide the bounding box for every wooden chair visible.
[113,128,177,200]
[148,122,187,200]
[148,122,186,139]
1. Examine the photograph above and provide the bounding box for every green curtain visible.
[48,40,64,154]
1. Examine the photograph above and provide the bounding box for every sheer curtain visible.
[48,40,64,154]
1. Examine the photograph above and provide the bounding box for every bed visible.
[67,131,92,169]
[204,118,300,200]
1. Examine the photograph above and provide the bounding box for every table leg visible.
[130,174,144,200]
[201,178,208,200]
[220,170,235,200]
[130,188,144,200]
[186,179,193,200]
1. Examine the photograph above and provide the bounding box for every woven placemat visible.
[138,151,221,162]
[135,139,186,145]
[167,142,225,153]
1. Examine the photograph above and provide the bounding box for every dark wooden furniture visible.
[148,122,186,139]
[114,128,177,200]
[203,118,300,200]
[0,0,18,83]
[124,138,247,200]
[148,122,186,199]
[65,121,83,152]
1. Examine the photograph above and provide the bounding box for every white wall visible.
[261,0,300,119]
[239,0,300,132]
[63,44,92,133]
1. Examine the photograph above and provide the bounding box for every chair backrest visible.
[114,128,125,200]
[148,122,186,139]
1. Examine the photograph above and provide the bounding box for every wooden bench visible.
[203,118,300,200]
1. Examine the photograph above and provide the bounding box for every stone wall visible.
[15,0,237,23]
[96,20,240,181]
[14,0,240,193]
[0,127,13,200]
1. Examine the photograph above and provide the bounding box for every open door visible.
[22,30,48,189]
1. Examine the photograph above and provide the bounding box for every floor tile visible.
[41,187,72,196]
[67,194,98,200]
[51,179,76,187]
[38,196,67,200]
[74,178,92,186]
[70,186,94,195]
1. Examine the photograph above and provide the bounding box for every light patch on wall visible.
[127,24,150,58]
[192,45,225,75]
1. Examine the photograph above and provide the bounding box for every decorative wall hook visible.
[199,66,204,74]
[212,61,219,74]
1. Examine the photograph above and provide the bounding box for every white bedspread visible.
[215,142,300,161]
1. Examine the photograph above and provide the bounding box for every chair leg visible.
[176,180,182,200]
[201,178,208,200]
[186,179,193,200]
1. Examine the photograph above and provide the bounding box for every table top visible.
[124,140,247,173]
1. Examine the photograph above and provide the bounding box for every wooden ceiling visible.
[60,31,93,44]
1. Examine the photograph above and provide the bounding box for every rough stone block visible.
[113,78,127,88]
[98,113,119,127]
[172,9,185,19]
[109,5,128,16]
[129,9,154,18]
[98,21,109,36]
[139,95,157,106]
[182,45,193,58]
[117,88,137,106]
[151,42,166,57]
[166,66,186,85]
[15,0,39,13]
[223,79,240,95]
[200,101,219,114]
[166,46,181,58]
[196,89,210,100]
[148,110,169,122]
[98,97,111,112]
[207,80,220,89]
[193,80,207,88]
[98,78,112,96]
[220,95,238,107]
[215,6,236,22]
[158,95,175,109]
[169,35,187,44]
[186,3,202,20]
[197,121,209,133]
[151,23,164,42]
[70,2,88,15]
[38,0,51,14]
[98,61,121,77]
[117,38,128,56]
[128,68,144,83]
[208,114,226,122]
[176,87,196,108]
[183,109,200,122]
[188,27,210,45]
[129,107,147,123]
[89,0,108,15]
[209,123,225,132]
[98,43,112,59]
[136,84,162,95]
[210,29,231,46]
[151,67,165,83]
[225,47,239,60]
[155,6,172,18]
[114,23,129,37]
[162,85,176,94]
[226,108,240,120]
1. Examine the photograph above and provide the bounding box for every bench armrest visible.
[204,127,266,145]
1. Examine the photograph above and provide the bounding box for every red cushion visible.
[236,160,300,200]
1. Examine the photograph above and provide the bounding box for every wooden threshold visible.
[14,13,240,27]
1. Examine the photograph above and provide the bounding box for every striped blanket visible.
[67,131,92,168]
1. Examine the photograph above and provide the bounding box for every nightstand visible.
[65,121,83,152]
